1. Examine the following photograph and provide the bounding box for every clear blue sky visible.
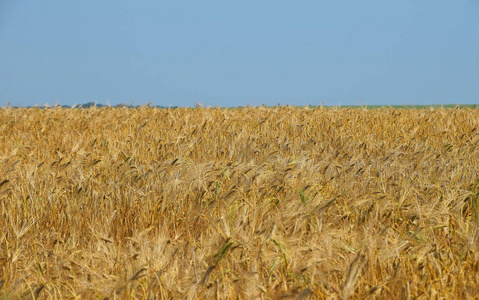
[1,1,478,107]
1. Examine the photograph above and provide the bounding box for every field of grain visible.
[1,106,479,299]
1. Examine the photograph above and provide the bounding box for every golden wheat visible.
[1,106,479,299]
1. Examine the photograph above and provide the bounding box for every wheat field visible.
[1,106,479,299]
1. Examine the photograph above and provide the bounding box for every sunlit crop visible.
[1,106,479,299]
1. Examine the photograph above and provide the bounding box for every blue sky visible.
[1,1,478,107]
